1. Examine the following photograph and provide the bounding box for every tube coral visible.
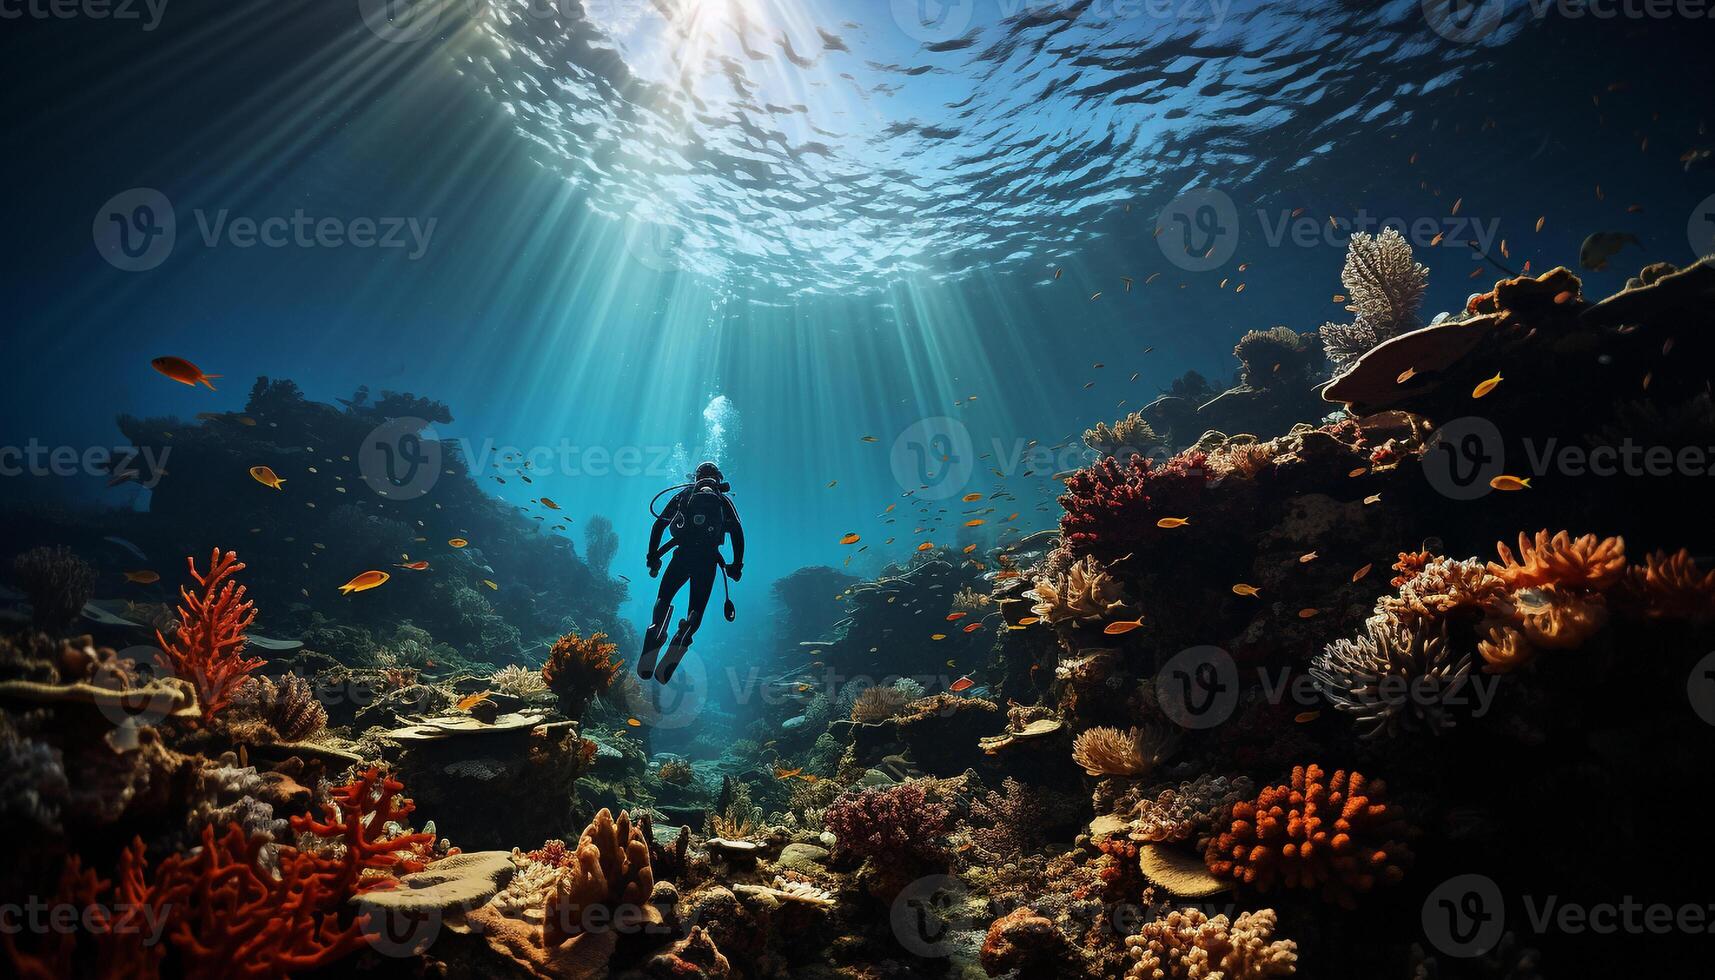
[1204,765,1412,908]
[155,549,263,722]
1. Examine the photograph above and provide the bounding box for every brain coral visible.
[1204,764,1412,908]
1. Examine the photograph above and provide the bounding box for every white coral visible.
[1028,555,1130,625]
[491,664,547,697]
[1321,228,1428,366]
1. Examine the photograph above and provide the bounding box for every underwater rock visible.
[893,694,1002,776]
[356,850,515,916]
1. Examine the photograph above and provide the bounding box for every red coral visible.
[526,838,575,867]
[1,840,162,979]
[823,783,951,865]
[1204,764,1413,908]
[1058,451,1211,561]
[155,549,263,721]
[291,768,436,895]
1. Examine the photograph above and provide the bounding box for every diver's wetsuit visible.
[639,482,743,684]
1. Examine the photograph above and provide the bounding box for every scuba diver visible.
[639,461,744,684]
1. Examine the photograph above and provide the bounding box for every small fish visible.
[483,579,499,590]
[1231,583,1260,597]
[1298,551,1318,564]
[961,492,983,502]
[541,498,560,510]
[1018,616,1040,626]
[964,519,985,527]
[1553,290,1575,304]
[1363,493,1382,506]
[249,465,286,490]
[826,480,837,488]
[1488,474,1531,491]
[1053,267,1062,279]
[931,633,947,640]
[1351,563,1373,583]
[449,538,469,548]
[339,570,390,595]
[1297,607,1320,619]
[948,676,975,693]
[1396,367,1417,384]
[626,718,642,727]
[962,544,978,554]
[151,356,221,390]
[1294,710,1321,724]
[1471,372,1503,399]
[917,542,934,552]
[962,622,983,633]
[840,533,861,545]
[1347,467,1368,478]
[860,435,879,443]
[395,560,430,571]
[1155,517,1190,528]
[455,691,492,711]
[945,612,968,621]
[123,570,160,584]
[1104,617,1145,634]
[1535,216,1546,233]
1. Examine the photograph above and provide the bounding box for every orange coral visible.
[1625,548,1715,620]
[1488,530,1626,591]
[290,767,436,896]
[1476,625,1533,674]
[542,631,621,717]
[155,549,263,722]
[1514,590,1608,651]
[543,808,656,949]
[1389,550,1434,588]
[1204,764,1412,908]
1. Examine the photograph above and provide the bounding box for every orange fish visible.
[1363,493,1382,506]
[1351,563,1373,583]
[962,544,978,554]
[965,519,985,527]
[946,612,968,621]
[1297,608,1320,619]
[1018,616,1040,626]
[448,538,469,548]
[151,356,221,390]
[626,718,642,727]
[917,542,935,552]
[840,533,861,545]
[1298,551,1318,564]
[541,498,560,510]
[1294,710,1321,724]
[395,560,430,571]
[1553,290,1575,304]
[1231,583,1260,597]
[1347,467,1368,478]
[248,465,286,490]
[455,691,492,711]
[948,676,975,693]
[1103,617,1145,635]
[1396,367,1417,384]
[1155,517,1190,528]
[961,492,983,502]
[1488,475,1531,491]
[1472,372,1503,398]
[123,570,160,584]
[962,622,982,633]
[339,570,390,595]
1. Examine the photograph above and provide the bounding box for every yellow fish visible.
[449,538,469,548]
[1488,475,1532,491]
[249,465,286,490]
[1231,583,1260,597]
[840,533,861,545]
[339,570,390,595]
[1103,618,1145,635]
[931,633,947,641]
[455,691,492,711]
[483,579,499,590]
[1472,372,1503,398]
[1155,517,1190,528]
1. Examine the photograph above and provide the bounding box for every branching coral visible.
[1311,621,1473,739]
[291,767,436,896]
[1204,764,1413,908]
[1234,326,1318,385]
[1072,724,1179,777]
[1084,411,1163,459]
[1124,907,1297,979]
[11,545,96,632]
[543,808,655,949]
[1373,558,1507,630]
[1488,530,1627,591]
[1129,774,1255,845]
[1058,451,1210,562]
[1029,554,1131,626]
[229,673,326,742]
[1319,227,1428,366]
[155,549,263,722]
[491,663,548,697]
[824,782,951,865]
[541,631,621,718]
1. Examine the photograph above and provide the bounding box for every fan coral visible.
[229,673,327,742]
[1059,451,1210,562]
[155,549,263,722]
[1319,227,1429,366]
[1204,764,1413,908]
[1130,774,1255,845]
[291,767,436,895]
[1488,530,1627,591]
[1234,326,1318,385]
[1124,907,1297,979]
[1207,440,1275,481]
[541,631,621,718]
[824,782,951,865]
[1084,411,1163,459]
[491,663,548,697]
[1072,725,1179,777]
[11,545,96,632]
[1311,621,1473,739]
[1625,548,1715,620]
[543,808,655,949]
[1029,554,1130,626]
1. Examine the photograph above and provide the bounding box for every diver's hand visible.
[647,556,661,578]
[727,562,743,582]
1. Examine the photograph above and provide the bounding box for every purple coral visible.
[824,782,951,865]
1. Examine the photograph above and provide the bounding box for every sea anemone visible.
[1071,724,1179,777]
[1204,764,1413,908]
[1311,621,1473,739]
[491,663,548,698]
[1488,530,1627,592]
[850,684,910,723]
[1124,907,1297,980]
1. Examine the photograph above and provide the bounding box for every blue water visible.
[4,0,1712,664]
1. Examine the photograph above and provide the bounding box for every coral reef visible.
[1318,227,1428,367]
[1057,451,1211,564]
[1028,554,1130,626]
[1124,907,1297,979]
[543,808,657,949]
[10,546,95,632]
[1311,621,1473,738]
[542,630,621,718]
[227,673,327,741]
[155,549,263,723]
[1072,724,1178,777]
[1084,411,1163,459]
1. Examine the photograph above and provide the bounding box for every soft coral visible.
[1058,451,1211,562]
